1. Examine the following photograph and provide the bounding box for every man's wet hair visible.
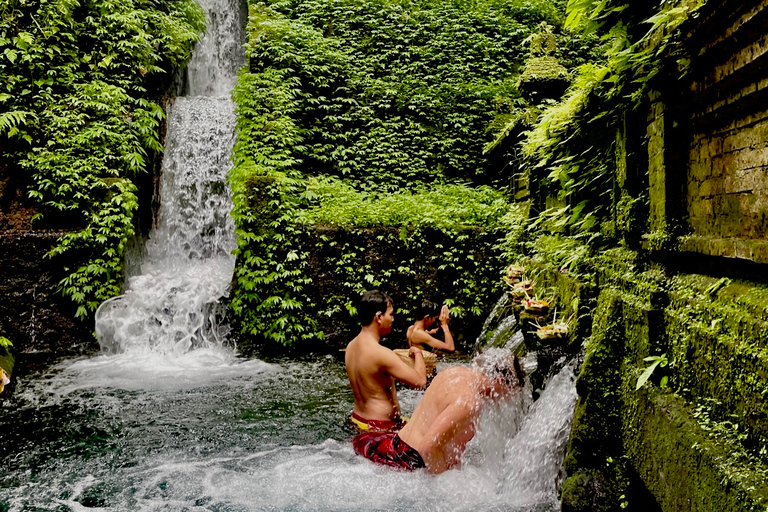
[416,300,440,319]
[472,347,525,388]
[357,290,393,326]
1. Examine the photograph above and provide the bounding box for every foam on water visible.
[1,356,575,512]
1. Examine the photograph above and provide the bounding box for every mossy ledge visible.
[545,247,768,512]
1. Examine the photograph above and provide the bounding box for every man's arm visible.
[411,305,454,352]
[382,348,427,389]
[409,326,454,352]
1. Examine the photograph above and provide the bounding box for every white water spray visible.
[95,0,244,356]
[497,362,578,505]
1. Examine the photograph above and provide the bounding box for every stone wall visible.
[556,251,768,512]
[0,232,95,356]
[561,1,768,511]
[649,0,768,263]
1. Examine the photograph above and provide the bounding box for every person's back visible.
[346,335,407,422]
[397,366,480,472]
[352,348,525,473]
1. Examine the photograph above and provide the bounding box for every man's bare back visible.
[351,349,525,474]
[345,291,427,425]
[397,366,482,473]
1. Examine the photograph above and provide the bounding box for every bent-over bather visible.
[352,431,425,470]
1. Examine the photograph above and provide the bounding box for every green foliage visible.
[229,170,320,346]
[229,62,317,346]
[311,228,507,323]
[0,0,204,317]
[243,0,551,189]
[635,353,669,391]
[530,232,595,277]
[520,0,704,243]
[0,337,12,350]
[230,0,562,346]
[295,177,509,229]
[494,202,529,262]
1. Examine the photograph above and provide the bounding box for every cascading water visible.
[498,362,578,505]
[475,293,512,350]
[94,0,244,356]
[186,1,245,98]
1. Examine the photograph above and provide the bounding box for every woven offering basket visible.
[524,299,550,315]
[535,323,568,340]
[394,349,437,374]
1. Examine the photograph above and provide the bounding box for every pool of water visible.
[0,348,573,511]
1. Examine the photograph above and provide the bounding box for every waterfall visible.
[94,0,244,355]
[470,291,579,509]
[497,362,578,505]
[186,0,245,98]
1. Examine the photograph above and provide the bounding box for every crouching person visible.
[352,348,525,473]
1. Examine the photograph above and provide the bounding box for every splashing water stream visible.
[0,0,580,509]
[0,356,577,511]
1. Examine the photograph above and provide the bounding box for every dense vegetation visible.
[513,0,703,268]
[0,0,204,317]
[1,0,697,349]
[228,0,599,347]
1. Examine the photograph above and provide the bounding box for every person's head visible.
[471,348,525,398]
[416,300,440,327]
[357,290,394,334]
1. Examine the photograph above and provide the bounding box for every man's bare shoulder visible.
[346,335,396,364]
[433,365,473,381]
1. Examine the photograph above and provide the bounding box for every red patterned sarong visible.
[353,431,425,470]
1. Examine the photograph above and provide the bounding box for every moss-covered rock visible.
[561,293,629,510]
[517,22,570,102]
[665,274,768,446]
[559,245,768,512]
[561,469,618,512]
[623,387,768,512]
[518,56,570,100]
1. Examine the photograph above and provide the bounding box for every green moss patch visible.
[665,274,768,444]
[623,388,768,512]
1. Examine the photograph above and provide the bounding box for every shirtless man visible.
[352,348,525,473]
[407,300,455,353]
[345,290,428,431]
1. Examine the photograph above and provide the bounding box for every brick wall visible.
[675,0,768,263]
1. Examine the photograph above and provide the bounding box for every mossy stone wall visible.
[651,0,768,263]
[557,249,768,512]
[559,2,768,509]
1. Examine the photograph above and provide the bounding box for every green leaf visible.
[635,361,660,390]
